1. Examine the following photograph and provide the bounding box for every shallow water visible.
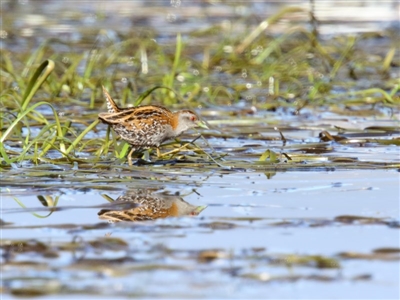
[2,167,399,298]
[2,107,399,299]
[1,109,400,299]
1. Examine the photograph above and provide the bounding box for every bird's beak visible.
[194,205,207,215]
[196,120,209,129]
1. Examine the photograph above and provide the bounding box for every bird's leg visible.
[156,147,161,158]
[127,147,136,166]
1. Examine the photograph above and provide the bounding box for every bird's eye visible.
[190,116,196,122]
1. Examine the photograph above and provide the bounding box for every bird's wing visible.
[98,106,173,129]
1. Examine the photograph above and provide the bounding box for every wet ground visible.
[1,1,400,299]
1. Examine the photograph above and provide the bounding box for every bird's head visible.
[173,110,208,135]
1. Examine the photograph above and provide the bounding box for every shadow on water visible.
[1,168,400,298]
[98,189,206,222]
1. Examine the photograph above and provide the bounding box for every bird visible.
[98,189,207,222]
[98,86,208,165]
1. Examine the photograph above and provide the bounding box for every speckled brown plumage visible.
[98,86,206,163]
[98,189,206,222]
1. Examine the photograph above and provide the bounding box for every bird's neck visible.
[171,113,180,132]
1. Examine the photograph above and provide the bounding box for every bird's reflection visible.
[98,189,206,222]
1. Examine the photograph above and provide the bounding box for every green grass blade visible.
[0,101,63,144]
[166,33,182,89]
[0,142,14,164]
[20,60,55,111]
[134,85,177,106]
[65,119,100,155]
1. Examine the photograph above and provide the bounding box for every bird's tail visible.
[102,85,121,113]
